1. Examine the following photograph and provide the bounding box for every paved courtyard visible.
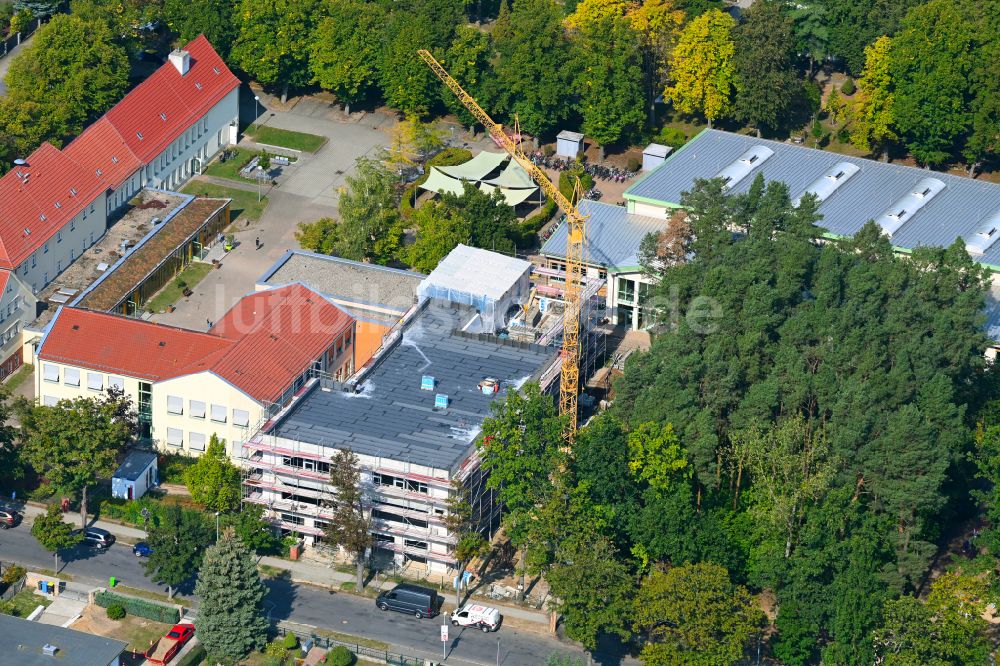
[153,93,398,330]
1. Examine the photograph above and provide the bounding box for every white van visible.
[450,604,502,632]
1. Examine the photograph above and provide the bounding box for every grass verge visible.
[247,124,326,153]
[313,628,391,651]
[5,363,32,391]
[203,147,258,181]
[114,584,187,606]
[1,589,51,617]
[181,181,268,224]
[145,262,214,314]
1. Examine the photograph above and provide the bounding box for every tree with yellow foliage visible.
[849,36,896,161]
[664,9,736,127]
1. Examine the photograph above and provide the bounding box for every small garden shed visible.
[111,450,158,500]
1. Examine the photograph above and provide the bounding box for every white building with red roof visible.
[0,35,239,298]
[35,284,355,456]
[0,269,36,379]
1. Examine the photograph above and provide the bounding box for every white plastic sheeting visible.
[418,245,532,333]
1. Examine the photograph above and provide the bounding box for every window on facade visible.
[404,539,428,550]
[617,278,636,304]
[70,220,74,231]
[189,432,206,451]
[373,509,428,529]
[87,373,103,391]
[166,428,183,447]
[31,256,35,268]
[64,367,80,387]
[280,456,331,474]
[190,400,206,418]
[43,243,48,254]
[280,513,304,526]
[43,395,58,407]
[56,231,61,243]
[210,404,226,423]
[372,472,428,495]
[108,376,124,390]
[167,395,183,414]
[233,409,250,427]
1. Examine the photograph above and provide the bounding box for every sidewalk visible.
[15,501,553,632]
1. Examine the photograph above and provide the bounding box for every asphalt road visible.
[0,525,612,666]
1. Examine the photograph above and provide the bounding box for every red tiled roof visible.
[0,36,239,272]
[105,35,240,164]
[63,118,143,192]
[0,143,107,269]
[39,307,234,382]
[40,284,354,403]
[209,284,354,403]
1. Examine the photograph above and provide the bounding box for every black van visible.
[375,584,439,619]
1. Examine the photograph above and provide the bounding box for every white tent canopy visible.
[481,160,535,189]
[478,183,540,207]
[421,167,470,197]
[436,151,508,181]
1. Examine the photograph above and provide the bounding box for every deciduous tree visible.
[664,9,736,127]
[31,504,82,572]
[732,0,798,135]
[195,528,269,663]
[1,13,128,148]
[295,217,340,255]
[633,562,764,665]
[309,0,385,113]
[144,504,213,598]
[231,0,319,101]
[322,449,372,589]
[849,36,895,160]
[488,0,574,137]
[163,0,237,59]
[18,389,137,528]
[335,152,404,264]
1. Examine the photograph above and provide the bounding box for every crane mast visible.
[417,49,586,439]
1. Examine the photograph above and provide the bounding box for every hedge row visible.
[94,590,180,624]
[98,497,166,527]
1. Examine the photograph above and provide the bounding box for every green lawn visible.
[180,181,268,225]
[203,147,258,181]
[5,363,32,391]
[145,262,214,314]
[247,124,326,153]
[1,589,51,618]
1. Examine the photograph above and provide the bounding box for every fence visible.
[0,18,45,61]
[276,623,428,666]
[0,574,25,602]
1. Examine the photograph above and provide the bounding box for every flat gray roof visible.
[270,301,558,472]
[540,200,666,272]
[626,129,1000,270]
[114,449,157,482]
[0,614,127,666]
[259,250,423,326]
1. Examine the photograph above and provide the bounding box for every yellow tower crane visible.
[417,49,587,440]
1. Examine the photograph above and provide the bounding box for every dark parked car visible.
[0,510,21,529]
[133,542,153,557]
[375,584,439,619]
[75,527,115,549]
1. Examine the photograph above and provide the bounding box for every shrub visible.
[265,640,288,658]
[626,157,641,173]
[325,646,356,666]
[281,632,299,650]
[98,497,164,527]
[656,126,688,149]
[94,590,180,624]
[1,564,27,586]
[106,603,126,620]
[542,144,554,157]
[841,77,856,96]
[558,166,594,201]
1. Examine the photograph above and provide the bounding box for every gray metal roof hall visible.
[626,129,1000,270]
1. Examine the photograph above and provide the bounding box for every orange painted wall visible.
[355,320,391,369]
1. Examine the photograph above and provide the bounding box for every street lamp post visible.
[214,511,220,541]
[254,95,260,128]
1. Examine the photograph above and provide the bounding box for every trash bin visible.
[40,581,49,594]
[109,576,117,588]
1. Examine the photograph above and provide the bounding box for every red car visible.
[145,623,195,665]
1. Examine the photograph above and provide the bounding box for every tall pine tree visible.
[194,529,268,664]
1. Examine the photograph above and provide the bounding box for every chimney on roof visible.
[169,49,190,76]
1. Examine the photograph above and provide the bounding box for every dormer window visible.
[54,202,61,209]
[111,156,119,164]
[95,168,102,176]
[136,131,144,140]
[69,187,77,196]
[39,214,46,222]
[212,66,220,75]
[195,82,203,90]
[159,112,167,121]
